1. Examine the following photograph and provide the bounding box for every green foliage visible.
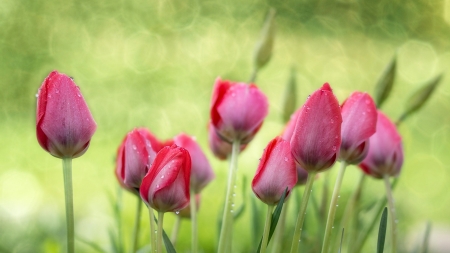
[377,207,388,253]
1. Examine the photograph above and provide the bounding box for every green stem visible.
[62,158,74,253]
[271,198,289,253]
[130,198,142,253]
[261,205,275,253]
[383,175,397,253]
[217,140,241,253]
[190,190,198,253]
[170,216,181,246]
[290,171,317,253]
[321,161,347,253]
[149,207,157,253]
[157,212,165,253]
[249,67,258,83]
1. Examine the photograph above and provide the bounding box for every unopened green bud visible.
[374,55,397,108]
[282,67,297,123]
[253,8,276,70]
[398,74,442,124]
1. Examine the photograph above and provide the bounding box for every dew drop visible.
[154,230,157,234]
[230,210,234,213]
[284,157,288,162]
[332,146,337,151]
[161,175,165,179]
[175,211,180,215]
[35,94,39,98]
[132,145,137,150]
[330,119,334,124]
[332,226,334,229]
[55,89,59,94]
[77,93,81,97]
[156,184,160,188]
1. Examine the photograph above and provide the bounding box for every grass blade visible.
[377,207,388,253]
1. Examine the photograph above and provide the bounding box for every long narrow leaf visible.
[377,207,388,253]
[338,228,344,253]
[152,215,177,253]
[420,222,432,253]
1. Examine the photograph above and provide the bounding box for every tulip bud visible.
[207,122,247,160]
[210,78,268,144]
[177,194,201,219]
[281,67,297,123]
[173,133,215,193]
[253,8,276,70]
[36,71,97,158]
[339,92,377,164]
[115,128,160,194]
[398,74,442,124]
[359,111,403,178]
[290,83,342,173]
[140,145,191,212]
[374,55,397,108]
[252,137,297,205]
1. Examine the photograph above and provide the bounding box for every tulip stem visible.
[62,158,74,253]
[271,198,289,253]
[130,197,142,253]
[217,140,241,253]
[383,175,397,253]
[157,212,165,253]
[190,190,198,253]
[289,171,317,253]
[261,205,275,253]
[170,216,181,245]
[249,67,258,83]
[148,207,157,253]
[321,161,347,253]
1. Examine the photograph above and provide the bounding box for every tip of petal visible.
[321,82,332,92]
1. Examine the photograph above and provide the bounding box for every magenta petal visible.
[252,137,297,205]
[290,83,342,172]
[36,71,97,158]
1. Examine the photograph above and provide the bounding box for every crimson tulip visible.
[252,137,297,205]
[359,111,403,178]
[173,133,215,193]
[115,128,161,194]
[140,145,191,212]
[210,78,268,144]
[36,71,97,158]
[339,92,378,164]
[290,83,342,173]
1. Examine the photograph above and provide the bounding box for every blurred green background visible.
[1,0,450,252]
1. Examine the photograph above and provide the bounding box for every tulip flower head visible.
[359,111,403,178]
[115,128,161,194]
[140,145,191,212]
[339,92,377,164]
[252,137,297,205]
[290,83,342,173]
[173,133,215,193]
[207,122,247,160]
[210,78,268,144]
[36,71,97,158]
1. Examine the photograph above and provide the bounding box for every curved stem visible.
[190,190,198,253]
[170,216,181,246]
[383,175,397,253]
[321,161,347,253]
[261,205,275,253]
[157,212,165,253]
[249,68,258,83]
[290,171,317,253]
[148,207,157,253]
[130,198,142,253]
[62,158,74,253]
[217,140,240,253]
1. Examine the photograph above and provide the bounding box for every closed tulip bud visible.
[115,128,160,194]
[173,133,215,193]
[339,92,377,164]
[359,111,403,178]
[374,55,397,108]
[177,194,201,219]
[252,137,297,205]
[36,71,97,158]
[281,67,297,123]
[253,8,276,70]
[210,78,268,144]
[290,83,342,173]
[140,145,191,212]
[207,122,247,160]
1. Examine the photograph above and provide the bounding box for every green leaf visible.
[398,74,442,124]
[420,222,432,253]
[281,66,297,123]
[255,188,288,253]
[374,55,397,108]
[338,228,344,253]
[377,207,388,253]
[162,227,177,253]
[253,8,276,70]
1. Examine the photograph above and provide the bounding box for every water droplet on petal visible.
[35,94,39,98]
[332,146,337,151]
[132,145,137,150]
[161,175,165,179]
[284,157,288,162]
[175,211,180,215]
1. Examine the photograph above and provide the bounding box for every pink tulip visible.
[140,145,191,212]
[339,92,377,164]
[115,128,160,193]
[290,83,342,173]
[173,133,215,193]
[210,78,268,144]
[36,71,97,158]
[207,122,247,160]
[359,111,403,178]
[252,137,297,205]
